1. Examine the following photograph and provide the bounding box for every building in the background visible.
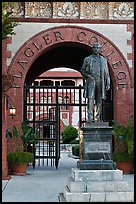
[2,2,134,179]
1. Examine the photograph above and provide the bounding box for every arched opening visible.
[8,25,131,125]
[6,25,132,168]
[24,42,113,124]
[25,42,91,84]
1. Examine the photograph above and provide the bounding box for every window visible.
[40,96,46,111]
[55,81,60,86]
[40,80,53,86]
[64,96,69,110]
[61,80,75,86]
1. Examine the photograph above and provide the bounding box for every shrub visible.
[61,125,78,144]
[8,121,38,152]
[7,151,34,165]
[112,114,134,156]
[72,145,79,156]
[2,2,20,40]
[112,152,133,163]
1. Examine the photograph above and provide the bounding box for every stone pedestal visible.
[58,168,134,202]
[78,122,116,170]
[58,123,133,202]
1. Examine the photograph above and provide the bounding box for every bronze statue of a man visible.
[81,42,110,123]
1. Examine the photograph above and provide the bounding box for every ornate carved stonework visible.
[9,2,134,20]
[25,2,52,18]
[80,2,108,19]
[3,2,24,17]
[11,2,25,17]
[109,2,134,19]
[53,2,79,18]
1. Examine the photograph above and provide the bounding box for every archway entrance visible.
[23,41,113,168]
[7,25,131,168]
[24,41,113,124]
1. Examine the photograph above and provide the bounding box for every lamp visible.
[9,105,16,119]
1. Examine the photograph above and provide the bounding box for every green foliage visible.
[7,121,37,167]
[72,145,79,156]
[11,125,19,138]
[112,115,134,155]
[20,121,38,151]
[112,152,133,163]
[2,2,20,40]
[8,121,38,152]
[112,115,134,162]
[61,126,78,144]
[112,115,134,138]
[7,151,34,165]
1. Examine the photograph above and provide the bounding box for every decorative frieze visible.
[9,2,134,20]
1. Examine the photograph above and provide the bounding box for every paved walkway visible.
[2,152,134,202]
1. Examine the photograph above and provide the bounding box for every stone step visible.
[67,177,128,192]
[71,168,123,181]
[63,186,134,202]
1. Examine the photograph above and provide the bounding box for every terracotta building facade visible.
[27,70,84,130]
[2,2,134,179]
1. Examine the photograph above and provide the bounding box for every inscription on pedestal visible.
[85,142,111,153]
[78,123,116,170]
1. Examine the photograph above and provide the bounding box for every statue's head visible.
[92,42,101,55]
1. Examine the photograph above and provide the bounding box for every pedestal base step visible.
[67,177,128,192]
[71,168,123,181]
[63,186,134,202]
[77,160,116,170]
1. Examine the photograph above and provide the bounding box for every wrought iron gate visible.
[24,85,86,169]
[24,84,113,169]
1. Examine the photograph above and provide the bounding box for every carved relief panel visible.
[25,2,52,18]
[53,2,80,18]
[80,2,108,19]
[109,2,134,19]
[3,2,25,17]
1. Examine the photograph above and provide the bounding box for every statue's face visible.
[92,44,101,55]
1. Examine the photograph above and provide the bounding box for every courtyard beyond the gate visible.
[2,152,134,202]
